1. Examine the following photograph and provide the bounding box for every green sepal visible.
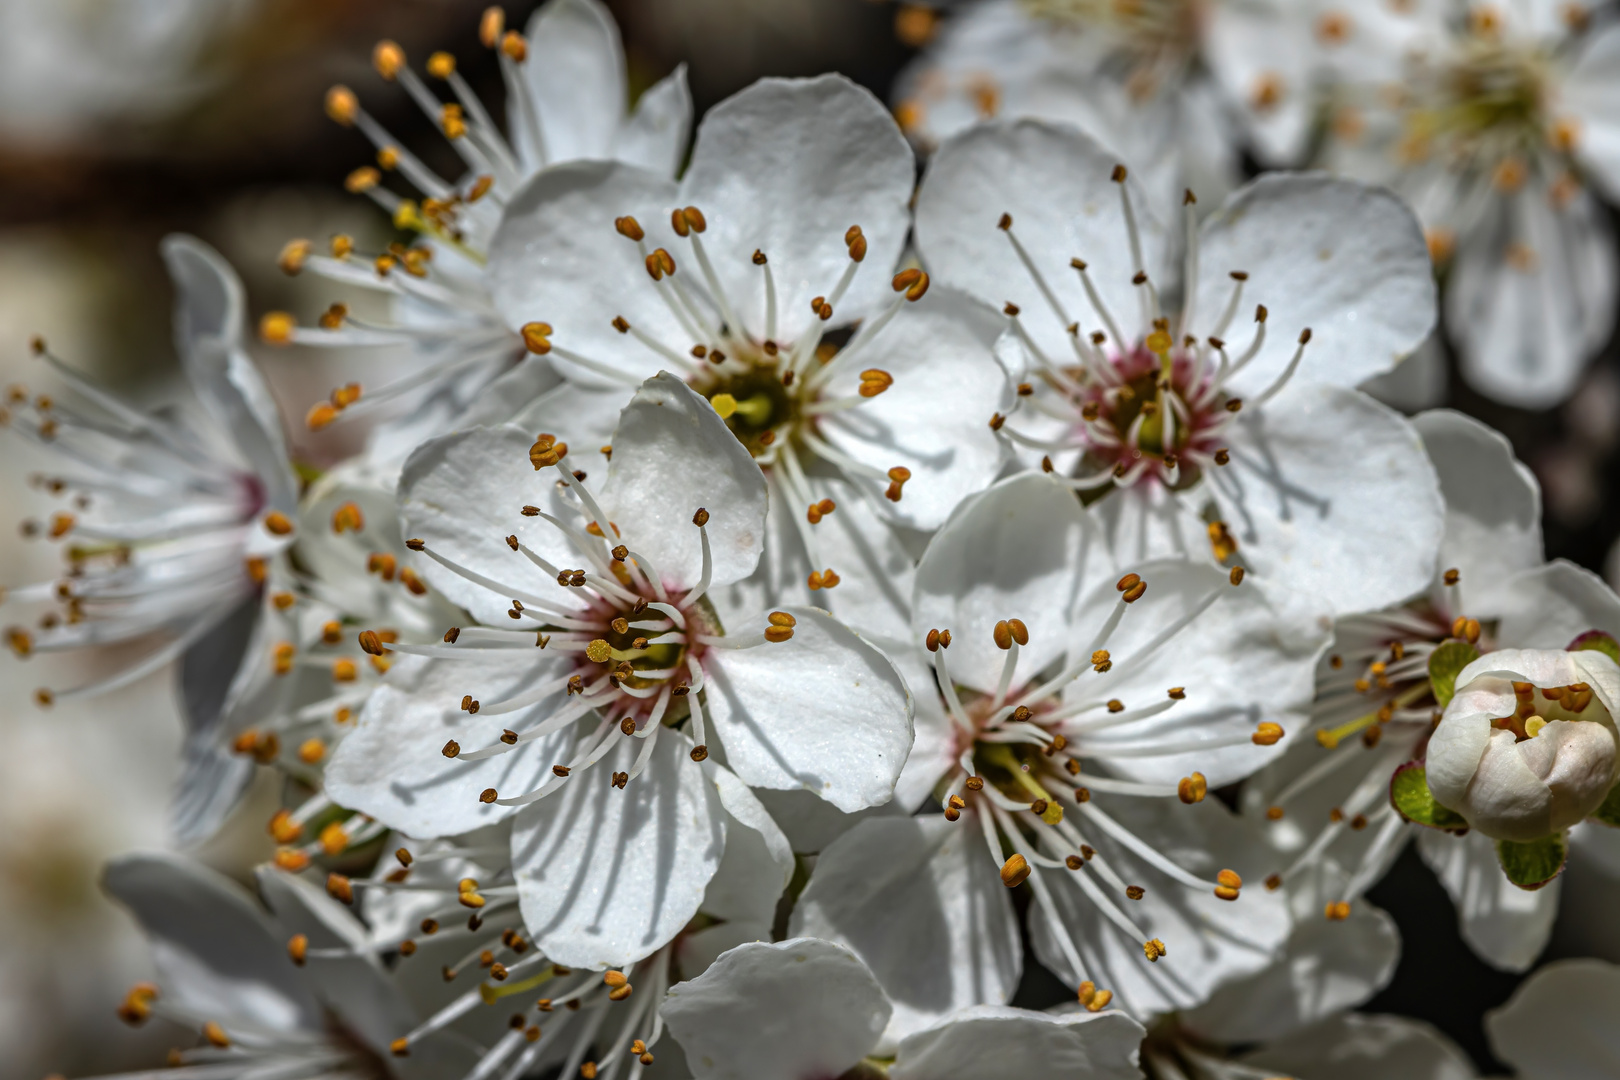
[1428,640,1481,709]
[1590,780,1620,828]
[1495,833,1568,891]
[1389,761,1469,833]
[1568,629,1620,664]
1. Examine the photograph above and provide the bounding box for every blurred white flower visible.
[324,373,910,969]
[1486,957,1620,1077]
[1,236,300,844]
[267,0,693,475]
[0,0,254,149]
[913,120,1445,619]
[1317,0,1620,407]
[895,0,1318,208]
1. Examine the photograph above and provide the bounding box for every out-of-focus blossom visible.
[266,0,691,478]
[0,0,255,149]
[1485,957,1620,1077]
[2,236,299,845]
[1317,0,1620,407]
[895,0,1319,208]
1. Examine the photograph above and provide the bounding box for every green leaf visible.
[1496,834,1568,891]
[1428,640,1481,709]
[1591,780,1620,828]
[1568,629,1620,664]
[1389,762,1469,832]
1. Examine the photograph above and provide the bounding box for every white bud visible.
[1428,648,1620,841]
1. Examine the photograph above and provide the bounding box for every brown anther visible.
[1229,566,1246,586]
[1178,772,1207,804]
[1092,649,1112,673]
[1324,901,1352,921]
[521,322,553,355]
[691,507,711,528]
[298,738,326,764]
[765,610,797,643]
[1126,886,1145,900]
[356,629,384,657]
[1132,271,1148,286]
[891,267,931,301]
[1167,687,1186,700]
[1214,448,1230,466]
[998,213,1013,230]
[989,412,1006,431]
[1111,164,1128,183]
[1106,699,1125,713]
[1143,938,1166,962]
[500,30,527,61]
[1012,706,1033,722]
[846,225,868,262]
[1030,799,1049,816]
[326,873,354,904]
[999,854,1031,888]
[1225,398,1243,413]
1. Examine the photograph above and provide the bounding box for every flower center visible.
[1494,679,1607,740]
[1071,335,1228,489]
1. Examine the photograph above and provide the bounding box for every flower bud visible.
[1427,648,1620,842]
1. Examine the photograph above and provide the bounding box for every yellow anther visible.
[999,853,1031,888]
[259,312,296,345]
[373,40,405,80]
[325,86,358,126]
[427,51,456,79]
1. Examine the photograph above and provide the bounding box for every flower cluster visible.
[8,1,1620,1077]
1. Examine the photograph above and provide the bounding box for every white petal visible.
[699,760,794,925]
[1494,561,1620,651]
[161,234,296,512]
[789,813,1021,1046]
[914,119,1169,366]
[1413,409,1542,599]
[601,373,767,591]
[1072,558,1328,787]
[398,424,589,625]
[662,938,890,1080]
[1200,1,1314,166]
[1181,901,1399,1043]
[613,63,692,178]
[1448,182,1617,408]
[490,161,683,389]
[1416,828,1560,973]
[255,867,416,1058]
[1565,24,1620,203]
[1192,174,1435,395]
[172,593,263,845]
[1488,958,1620,1079]
[1242,1013,1480,1080]
[891,1005,1145,1080]
[103,852,321,1033]
[912,472,1106,696]
[703,606,912,812]
[679,74,915,343]
[512,726,724,968]
[1208,383,1444,617]
[817,289,1012,530]
[519,0,626,165]
[325,652,572,838]
[1028,796,1290,1019]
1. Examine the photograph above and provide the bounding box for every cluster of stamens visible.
[922,568,1272,1010]
[990,169,1312,540]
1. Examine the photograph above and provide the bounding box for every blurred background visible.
[0,1,1616,1077]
